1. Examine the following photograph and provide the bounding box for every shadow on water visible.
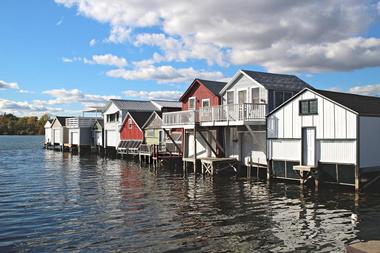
[1,136,380,252]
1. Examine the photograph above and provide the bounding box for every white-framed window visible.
[128,118,133,129]
[188,97,196,110]
[252,87,260,104]
[202,99,210,107]
[238,89,247,104]
[226,91,234,104]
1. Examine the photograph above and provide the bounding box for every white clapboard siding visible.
[106,130,118,147]
[54,129,61,144]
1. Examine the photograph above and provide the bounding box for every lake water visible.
[0,136,380,252]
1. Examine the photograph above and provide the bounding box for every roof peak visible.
[241,69,298,77]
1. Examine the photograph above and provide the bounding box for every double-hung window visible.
[188,97,196,110]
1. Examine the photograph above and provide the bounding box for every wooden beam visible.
[196,129,218,157]
[163,128,182,154]
[199,126,225,156]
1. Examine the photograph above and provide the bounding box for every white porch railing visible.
[66,117,99,128]
[199,103,266,123]
[162,110,198,126]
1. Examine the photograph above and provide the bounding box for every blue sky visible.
[0,0,380,116]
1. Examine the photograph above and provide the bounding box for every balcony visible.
[162,110,198,128]
[199,103,266,126]
[66,117,99,128]
[162,103,266,128]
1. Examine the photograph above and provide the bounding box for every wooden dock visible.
[200,157,239,175]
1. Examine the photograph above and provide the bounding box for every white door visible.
[54,129,61,144]
[106,130,118,147]
[95,132,102,146]
[302,128,315,166]
[71,132,79,145]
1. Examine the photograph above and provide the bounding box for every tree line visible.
[0,113,49,135]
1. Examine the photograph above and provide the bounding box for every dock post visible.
[193,129,197,174]
[355,165,360,192]
[267,160,272,183]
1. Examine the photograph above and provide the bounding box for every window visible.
[106,112,119,122]
[188,97,196,110]
[299,99,318,115]
[238,90,247,104]
[202,99,210,107]
[252,88,260,104]
[227,91,234,104]
[128,118,133,129]
[146,129,155,137]
[275,91,284,108]
[284,92,293,101]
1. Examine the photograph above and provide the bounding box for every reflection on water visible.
[0,136,380,252]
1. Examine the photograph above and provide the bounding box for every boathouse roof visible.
[241,70,312,91]
[316,89,380,116]
[151,100,181,109]
[106,99,158,112]
[126,111,153,129]
[268,87,380,117]
[179,78,227,101]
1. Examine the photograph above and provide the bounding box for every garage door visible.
[106,130,118,147]
[54,129,61,144]
[71,132,79,145]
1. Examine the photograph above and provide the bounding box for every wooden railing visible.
[66,117,99,128]
[199,103,266,122]
[162,110,198,126]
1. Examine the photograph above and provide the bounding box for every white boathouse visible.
[267,88,380,191]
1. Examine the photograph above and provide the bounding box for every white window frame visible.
[128,118,133,129]
[237,88,248,104]
[188,97,196,110]
[226,91,234,105]
[251,87,260,104]
[201,98,210,107]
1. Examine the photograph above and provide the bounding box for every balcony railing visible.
[66,117,99,128]
[163,110,198,127]
[199,103,266,123]
[162,103,266,127]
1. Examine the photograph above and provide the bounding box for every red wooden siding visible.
[120,115,144,140]
[181,80,220,110]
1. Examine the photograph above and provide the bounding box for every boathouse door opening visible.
[302,128,316,167]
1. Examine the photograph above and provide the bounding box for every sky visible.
[0,0,380,116]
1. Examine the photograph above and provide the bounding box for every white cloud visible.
[89,39,96,47]
[0,80,19,90]
[55,0,379,72]
[56,17,64,26]
[106,26,131,44]
[123,90,182,100]
[43,88,120,107]
[63,54,127,67]
[62,57,82,63]
[134,33,225,65]
[106,65,224,83]
[348,84,380,96]
[85,54,127,67]
[0,99,63,116]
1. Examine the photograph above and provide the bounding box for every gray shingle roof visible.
[128,111,153,128]
[242,70,312,91]
[151,100,181,109]
[56,116,71,126]
[197,79,227,95]
[316,89,380,116]
[109,99,158,111]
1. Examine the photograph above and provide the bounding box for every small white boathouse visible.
[267,88,380,191]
